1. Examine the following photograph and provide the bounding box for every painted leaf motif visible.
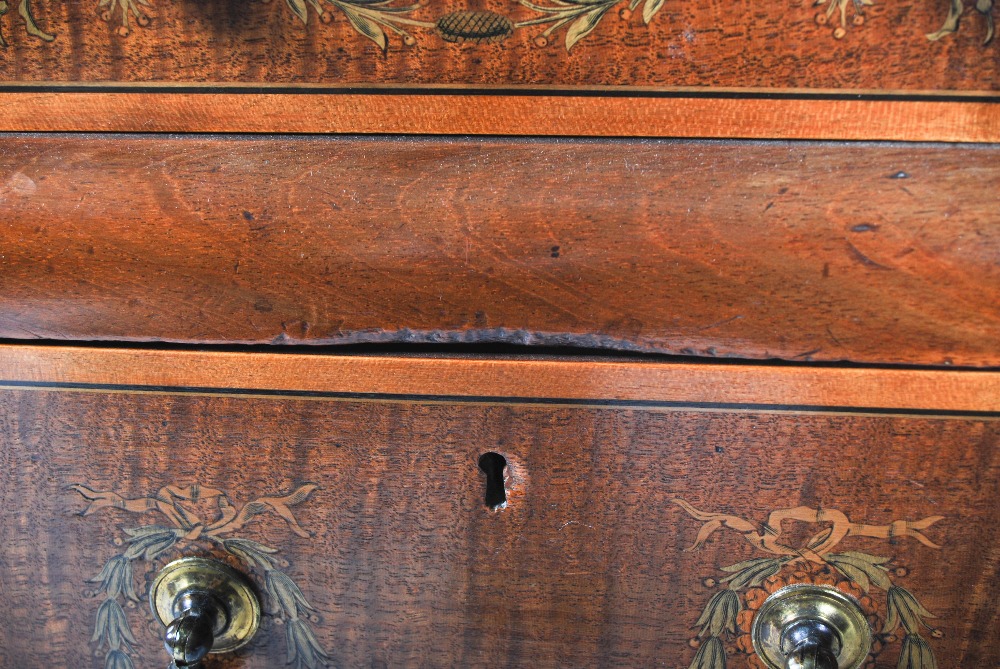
[103,649,135,669]
[18,0,55,41]
[927,0,963,40]
[968,0,995,47]
[565,5,611,51]
[286,617,331,669]
[826,552,891,592]
[286,0,310,23]
[829,559,871,592]
[885,586,935,635]
[89,556,139,602]
[720,557,785,589]
[693,590,741,637]
[123,525,176,538]
[898,634,938,669]
[642,0,664,24]
[719,558,773,573]
[693,591,720,636]
[884,593,900,634]
[123,527,179,560]
[340,6,389,52]
[687,635,726,669]
[267,569,317,618]
[225,537,280,571]
[92,599,136,652]
[836,551,891,565]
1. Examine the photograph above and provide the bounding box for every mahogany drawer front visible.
[2,135,999,368]
[0,347,997,668]
[0,0,994,92]
[1,0,999,141]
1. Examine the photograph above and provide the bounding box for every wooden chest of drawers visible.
[1,0,998,665]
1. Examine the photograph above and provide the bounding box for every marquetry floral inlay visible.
[675,499,944,669]
[71,482,329,669]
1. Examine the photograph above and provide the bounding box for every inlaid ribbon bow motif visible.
[71,482,329,669]
[674,499,944,669]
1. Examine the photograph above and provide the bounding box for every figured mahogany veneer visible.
[2,135,998,366]
[0,346,997,668]
[0,0,997,91]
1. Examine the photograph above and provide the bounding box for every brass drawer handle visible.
[150,557,261,668]
[751,584,872,669]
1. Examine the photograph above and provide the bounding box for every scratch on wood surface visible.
[846,242,894,270]
[694,315,744,332]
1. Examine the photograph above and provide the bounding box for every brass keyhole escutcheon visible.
[751,584,872,669]
[150,557,261,667]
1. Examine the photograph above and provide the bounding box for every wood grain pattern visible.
[0,0,997,92]
[2,345,999,412]
[2,135,998,366]
[1,92,998,141]
[0,347,996,668]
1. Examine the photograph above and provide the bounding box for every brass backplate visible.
[149,557,261,654]
[751,584,872,669]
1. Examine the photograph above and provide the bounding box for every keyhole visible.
[478,452,508,511]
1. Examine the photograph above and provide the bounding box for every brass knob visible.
[751,584,872,669]
[150,558,261,668]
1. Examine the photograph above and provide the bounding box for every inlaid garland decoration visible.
[674,499,944,669]
[0,0,994,51]
[71,482,329,669]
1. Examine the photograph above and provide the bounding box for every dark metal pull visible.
[164,592,226,667]
[782,619,840,669]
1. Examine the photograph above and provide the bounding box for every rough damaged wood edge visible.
[1,93,999,141]
[1,345,998,412]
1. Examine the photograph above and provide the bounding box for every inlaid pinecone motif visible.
[435,11,514,43]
